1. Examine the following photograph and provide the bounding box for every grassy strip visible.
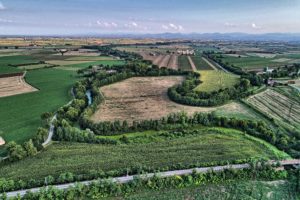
[0,127,285,181]
[190,56,213,70]
[122,180,297,200]
[194,70,240,92]
[178,55,192,71]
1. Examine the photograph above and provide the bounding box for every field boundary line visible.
[187,56,197,72]
[202,57,231,73]
[201,57,219,71]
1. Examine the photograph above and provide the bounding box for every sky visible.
[0,0,300,35]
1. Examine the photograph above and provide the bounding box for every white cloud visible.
[251,23,261,29]
[162,25,169,30]
[124,21,139,29]
[0,2,5,10]
[131,22,138,27]
[0,18,13,23]
[162,23,184,32]
[178,25,184,31]
[169,23,177,29]
[224,22,238,27]
[96,20,118,28]
[111,22,118,27]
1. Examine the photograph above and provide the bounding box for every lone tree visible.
[7,141,26,161]
[55,49,68,56]
[23,139,38,156]
[41,112,52,125]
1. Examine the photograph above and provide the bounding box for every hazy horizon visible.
[0,0,299,35]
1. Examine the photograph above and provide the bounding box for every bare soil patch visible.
[91,76,250,123]
[167,54,178,70]
[0,75,37,98]
[141,53,178,69]
[159,55,171,68]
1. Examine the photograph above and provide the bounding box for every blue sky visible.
[0,0,299,35]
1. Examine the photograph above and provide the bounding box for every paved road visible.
[4,163,250,198]
[4,159,300,198]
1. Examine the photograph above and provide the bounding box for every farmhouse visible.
[177,49,195,55]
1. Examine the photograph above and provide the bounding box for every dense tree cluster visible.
[53,120,117,145]
[265,64,300,79]
[78,111,300,158]
[7,140,37,162]
[83,45,142,61]
[168,72,252,106]
[6,128,47,162]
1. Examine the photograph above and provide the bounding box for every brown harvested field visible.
[140,53,178,69]
[152,55,164,66]
[91,76,253,123]
[0,75,37,98]
[158,55,171,68]
[247,89,300,125]
[167,54,178,70]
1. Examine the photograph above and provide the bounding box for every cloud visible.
[124,21,139,29]
[178,25,184,31]
[162,25,169,30]
[0,18,13,23]
[0,2,5,10]
[224,22,238,27]
[131,22,138,27]
[96,20,118,28]
[111,22,118,27]
[162,23,184,31]
[251,23,261,29]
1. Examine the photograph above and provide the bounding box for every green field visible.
[58,60,125,71]
[120,180,298,200]
[0,55,39,74]
[195,70,240,92]
[178,55,192,71]
[0,66,22,74]
[0,68,79,147]
[221,55,285,70]
[194,46,220,54]
[190,56,213,70]
[0,127,286,181]
[18,63,55,70]
[65,56,116,61]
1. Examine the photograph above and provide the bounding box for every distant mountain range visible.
[96,32,300,42]
[2,32,300,42]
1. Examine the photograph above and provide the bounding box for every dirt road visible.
[187,56,197,71]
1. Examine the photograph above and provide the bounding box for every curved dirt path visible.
[43,88,75,147]
[42,115,57,147]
